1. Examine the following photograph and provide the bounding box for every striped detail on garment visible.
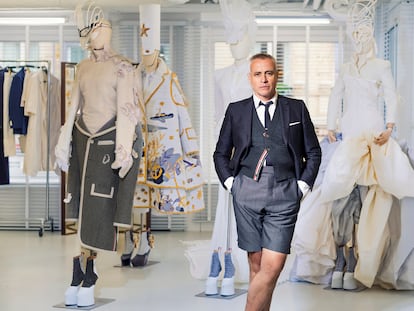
[253,149,269,181]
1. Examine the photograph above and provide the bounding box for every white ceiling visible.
[0,0,330,25]
[0,0,314,13]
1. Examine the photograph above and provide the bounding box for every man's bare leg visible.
[245,248,287,311]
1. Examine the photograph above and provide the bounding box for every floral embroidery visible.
[120,102,141,125]
[148,147,181,185]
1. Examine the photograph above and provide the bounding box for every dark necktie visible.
[260,101,272,129]
[259,101,273,166]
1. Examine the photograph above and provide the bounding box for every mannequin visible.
[55,3,143,307]
[142,49,160,73]
[127,4,204,267]
[134,4,204,215]
[291,0,414,291]
[119,6,160,269]
[206,33,252,297]
[324,4,399,289]
[134,51,204,214]
[214,32,253,136]
[205,0,256,297]
[119,49,161,268]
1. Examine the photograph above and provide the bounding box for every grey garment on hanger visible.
[331,185,363,246]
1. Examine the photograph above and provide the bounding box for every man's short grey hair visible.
[250,53,278,71]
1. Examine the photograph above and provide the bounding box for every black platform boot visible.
[120,230,135,266]
[131,231,152,267]
[77,255,98,307]
[64,254,85,306]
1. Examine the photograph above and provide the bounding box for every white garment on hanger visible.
[3,71,16,157]
[23,71,61,176]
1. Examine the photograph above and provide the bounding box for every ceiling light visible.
[0,17,66,25]
[256,17,331,26]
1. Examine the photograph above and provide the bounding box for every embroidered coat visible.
[134,58,204,214]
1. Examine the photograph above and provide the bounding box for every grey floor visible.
[0,229,413,311]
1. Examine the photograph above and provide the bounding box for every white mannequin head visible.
[230,32,251,62]
[75,1,107,50]
[220,0,257,56]
[347,0,377,57]
[350,23,376,56]
[87,19,112,51]
[142,49,160,72]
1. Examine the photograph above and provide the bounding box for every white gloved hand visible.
[111,156,133,178]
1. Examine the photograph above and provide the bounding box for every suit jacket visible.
[213,95,321,189]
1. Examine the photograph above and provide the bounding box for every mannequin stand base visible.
[54,298,115,309]
[113,260,160,269]
[324,285,366,292]
[196,288,247,300]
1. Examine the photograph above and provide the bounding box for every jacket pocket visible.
[90,183,114,199]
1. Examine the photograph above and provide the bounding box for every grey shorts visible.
[231,167,301,254]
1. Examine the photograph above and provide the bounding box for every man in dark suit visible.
[214,53,321,311]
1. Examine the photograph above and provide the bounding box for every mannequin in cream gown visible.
[291,2,414,290]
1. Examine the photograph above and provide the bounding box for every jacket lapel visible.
[137,59,168,105]
[278,95,289,144]
[242,97,254,145]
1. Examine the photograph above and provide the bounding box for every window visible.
[0,25,83,184]
[1,40,60,184]
[0,42,24,61]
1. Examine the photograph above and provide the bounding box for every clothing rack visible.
[0,59,54,236]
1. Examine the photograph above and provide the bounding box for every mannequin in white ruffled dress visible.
[291,1,414,291]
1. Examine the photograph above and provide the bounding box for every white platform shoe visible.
[77,285,96,307]
[64,255,85,306]
[64,255,98,307]
[220,277,235,296]
[331,271,344,289]
[205,276,220,296]
[343,272,358,290]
